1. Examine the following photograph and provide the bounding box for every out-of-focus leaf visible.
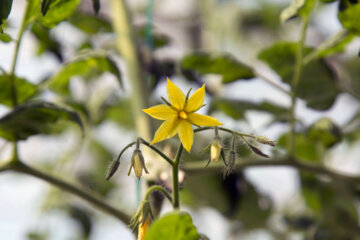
[338,0,360,34]
[239,5,282,32]
[321,0,337,3]
[181,53,255,84]
[68,12,111,34]
[343,57,360,98]
[310,31,354,58]
[67,205,92,238]
[101,98,134,128]
[0,32,12,42]
[0,75,37,107]
[41,0,52,16]
[0,102,83,141]
[92,0,100,14]
[308,118,342,148]
[136,26,171,48]
[144,211,199,240]
[278,133,318,162]
[209,99,288,122]
[280,0,317,22]
[39,0,81,28]
[258,42,340,110]
[31,22,63,61]
[27,231,49,240]
[49,51,122,94]
[0,0,12,29]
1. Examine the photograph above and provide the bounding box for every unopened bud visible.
[128,149,149,179]
[255,136,275,147]
[223,150,236,177]
[138,215,150,240]
[210,137,222,162]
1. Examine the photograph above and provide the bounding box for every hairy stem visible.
[7,161,131,224]
[172,144,184,209]
[145,185,172,203]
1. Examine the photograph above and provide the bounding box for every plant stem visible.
[288,16,309,158]
[139,138,174,166]
[145,185,172,203]
[194,126,255,139]
[254,70,292,96]
[172,144,183,209]
[7,161,131,224]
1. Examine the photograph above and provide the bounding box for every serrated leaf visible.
[92,0,100,14]
[31,22,63,60]
[181,53,255,84]
[258,42,340,110]
[144,212,199,240]
[0,75,37,107]
[49,52,122,94]
[0,32,11,42]
[39,0,81,28]
[209,99,289,122]
[280,0,316,22]
[41,0,52,16]
[338,0,360,34]
[68,12,111,34]
[0,102,83,141]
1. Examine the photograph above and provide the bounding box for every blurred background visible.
[0,0,360,239]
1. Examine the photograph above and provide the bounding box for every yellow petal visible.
[150,117,180,145]
[188,113,223,126]
[185,84,205,112]
[178,120,193,152]
[167,77,185,110]
[143,104,177,120]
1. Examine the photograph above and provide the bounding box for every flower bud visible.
[128,149,149,179]
[223,150,236,177]
[255,136,275,147]
[138,215,150,240]
[210,137,222,162]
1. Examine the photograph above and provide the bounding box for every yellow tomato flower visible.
[138,216,150,240]
[143,78,223,152]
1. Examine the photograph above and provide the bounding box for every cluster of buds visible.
[129,200,153,240]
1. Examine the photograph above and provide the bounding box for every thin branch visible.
[145,185,172,203]
[139,138,174,166]
[194,126,254,138]
[254,70,292,96]
[7,161,131,224]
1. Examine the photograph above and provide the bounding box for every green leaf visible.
[0,0,12,23]
[308,118,342,148]
[278,133,319,162]
[258,42,340,110]
[0,32,11,42]
[144,211,199,240]
[280,0,317,22]
[49,51,123,94]
[101,98,134,128]
[92,0,100,14]
[39,0,81,28]
[68,12,112,34]
[338,0,360,34]
[209,99,289,122]
[136,26,171,48]
[31,22,63,60]
[0,75,37,107]
[41,0,52,16]
[181,53,255,84]
[0,102,83,141]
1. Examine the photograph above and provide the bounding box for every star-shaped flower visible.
[143,78,223,152]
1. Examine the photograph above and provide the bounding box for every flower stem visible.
[145,185,172,203]
[172,144,183,209]
[139,138,174,166]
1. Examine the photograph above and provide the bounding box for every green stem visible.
[145,185,172,203]
[288,16,309,158]
[7,161,131,224]
[139,138,174,166]
[194,126,255,138]
[172,144,183,209]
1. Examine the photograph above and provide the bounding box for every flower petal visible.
[150,117,180,145]
[185,84,205,112]
[167,77,185,110]
[188,113,223,126]
[143,104,177,120]
[178,120,193,152]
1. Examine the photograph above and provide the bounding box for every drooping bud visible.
[138,215,150,240]
[128,139,149,179]
[210,137,222,162]
[129,200,153,237]
[223,134,237,177]
[255,136,275,147]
